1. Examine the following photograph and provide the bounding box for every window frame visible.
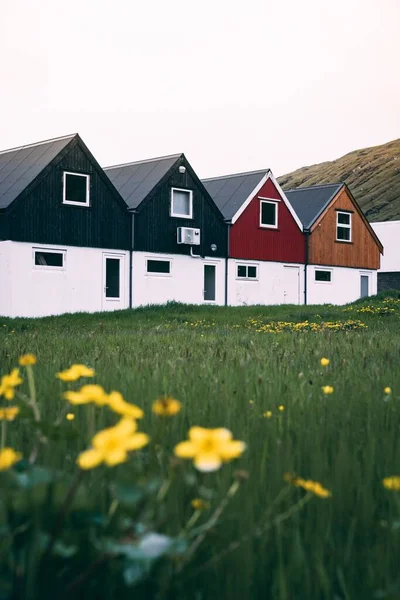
[259,199,278,229]
[236,263,259,281]
[314,268,333,284]
[33,248,66,270]
[146,258,172,277]
[170,187,193,219]
[63,171,90,207]
[336,211,352,242]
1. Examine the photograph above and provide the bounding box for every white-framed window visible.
[236,264,258,280]
[33,248,66,270]
[315,269,332,283]
[170,188,193,218]
[259,199,278,228]
[336,211,352,242]
[146,258,171,276]
[63,172,90,206]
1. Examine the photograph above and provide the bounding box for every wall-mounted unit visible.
[177,227,201,245]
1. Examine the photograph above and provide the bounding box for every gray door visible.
[360,275,369,298]
[204,265,216,301]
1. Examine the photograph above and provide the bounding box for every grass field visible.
[1,293,400,599]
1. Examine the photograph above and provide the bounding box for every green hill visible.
[278,138,400,222]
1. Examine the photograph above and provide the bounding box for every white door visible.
[102,253,125,310]
[283,266,300,304]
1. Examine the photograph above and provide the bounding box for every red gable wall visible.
[230,178,305,263]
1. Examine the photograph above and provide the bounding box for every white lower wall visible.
[131,252,226,306]
[227,259,304,306]
[371,221,400,272]
[307,265,377,305]
[0,241,129,318]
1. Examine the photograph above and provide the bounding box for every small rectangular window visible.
[34,250,64,268]
[237,264,258,280]
[260,200,278,228]
[171,188,193,218]
[336,211,352,242]
[147,259,171,274]
[63,172,90,206]
[315,270,332,282]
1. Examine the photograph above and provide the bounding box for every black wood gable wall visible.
[134,157,227,258]
[5,138,131,250]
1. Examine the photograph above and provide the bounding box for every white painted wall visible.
[0,241,129,318]
[131,252,226,306]
[371,221,400,272]
[307,265,377,305]
[227,259,304,306]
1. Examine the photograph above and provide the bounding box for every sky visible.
[1,0,399,178]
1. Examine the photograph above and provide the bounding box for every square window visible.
[171,188,193,218]
[337,212,350,225]
[34,250,65,268]
[63,172,90,206]
[336,211,352,242]
[315,270,332,282]
[147,259,171,274]
[237,265,247,278]
[247,266,257,279]
[260,200,277,228]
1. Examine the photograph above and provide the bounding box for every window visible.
[336,211,352,242]
[147,259,171,275]
[34,250,65,269]
[315,270,332,283]
[260,200,278,228]
[237,264,258,280]
[171,188,193,218]
[63,172,90,206]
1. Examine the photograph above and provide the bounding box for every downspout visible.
[225,221,230,307]
[304,229,309,306]
[129,210,136,310]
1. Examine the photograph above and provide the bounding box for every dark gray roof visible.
[104,154,181,209]
[202,169,269,221]
[0,134,76,209]
[285,183,344,230]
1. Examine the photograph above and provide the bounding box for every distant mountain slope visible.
[278,139,400,222]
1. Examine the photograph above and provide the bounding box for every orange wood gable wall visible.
[309,187,381,269]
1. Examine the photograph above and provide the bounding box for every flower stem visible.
[26,365,40,422]
[1,420,6,449]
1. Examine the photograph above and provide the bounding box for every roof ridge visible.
[104,153,182,170]
[285,182,344,192]
[202,168,270,182]
[0,133,77,156]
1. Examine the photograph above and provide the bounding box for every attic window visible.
[63,172,90,206]
[171,188,193,218]
[259,200,278,228]
[336,211,352,242]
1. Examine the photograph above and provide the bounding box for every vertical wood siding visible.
[6,139,131,250]
[309,188,381,269]
[230,179,305,263]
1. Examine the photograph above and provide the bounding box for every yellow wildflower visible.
[174,426,246,472]
[278,405,285,412]
[108,391,144,419]
[320,358,330,367]
[0,369,23,401]
[0,447,22,471]
[384,387,392,395]
[152,395,181,417]
[264,411,272,418]
[19,354,37,366]
[249,400,254,405]
[284,473,331,498]
[191,498,210,511]
[0,406,20,421]
[382,476,400,491]
[77,417,149,470]
[56,364,95,382]
[66,413,75,421]
[64,384,108,406]
[321,385,334,395]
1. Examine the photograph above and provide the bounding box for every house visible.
[0,134,131,318]
[285,183,383,304]
[104,154,228,306]
[371,220,400,291]
[203,170,305,305]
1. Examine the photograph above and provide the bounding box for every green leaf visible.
[123,561,150,587]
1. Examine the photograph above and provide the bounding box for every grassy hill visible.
[278,138,400,222]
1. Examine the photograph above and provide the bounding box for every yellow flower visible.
[320,358,330,367]
[77,417,149,470]
[191,498,210,511]
[278,405,285,412]
[108,391,144,419]
[174,426,246,472]
[382,476,400,491]
[321,385,334,395]
[249,400,254,405]
[64,384,108,406]
[19,354,37,366]
[66,413,75,421]
[0,369,23,401]
[384,387,392,395]
[284,473,331,498]
[0,406,20,421]
[56,364,95,382]
[152,396,181,417]
[0,447,22,471]
[264,411,272,418]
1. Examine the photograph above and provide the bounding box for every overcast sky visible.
[1,0,399,177]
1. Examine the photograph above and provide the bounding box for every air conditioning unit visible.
[177,227,201,246]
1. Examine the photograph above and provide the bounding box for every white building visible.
[371,220,400,291]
